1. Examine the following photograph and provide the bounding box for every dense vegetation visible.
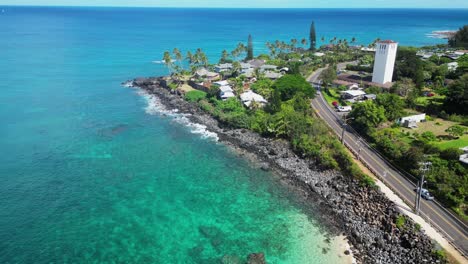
[347,48,468,216]
[193,74,375,186]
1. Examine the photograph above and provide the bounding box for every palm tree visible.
[266,42,277,58]
[220,49,229,63]
[172,48,183,71]
[163,51,173,73]
[321,36,325,43]
[173,48,182,62]
[290,38,298,51]
[301,38,308,48]
[231,61,241,77]
[351,37,356,44]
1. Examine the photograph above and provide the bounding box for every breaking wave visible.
[137,90,219,141]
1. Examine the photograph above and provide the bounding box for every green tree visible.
[309,21,317,51]
[290,38,298,51]
[186,51,195,66]
[301,38,308,48]
[220,50,230,63]
[449,25,468,48]
[445,125,466,138]
[247,34,254,60]
[320,66,337,89]
[231,61,241,77]
[273,74,316,101]
[163,51,173,73]
[392,78,415,97]
[349,101,387,134]
[375,93,405,121]
[443,74,468,114]
[172,48,182,63]
[420,131,437,142]
[251,78,274,99]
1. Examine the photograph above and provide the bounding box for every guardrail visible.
[312,95,468,258]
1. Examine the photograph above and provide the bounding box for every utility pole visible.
[415,161,432,215]
[341,114,354,144]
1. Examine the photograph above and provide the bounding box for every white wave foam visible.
[152,59,176,64]
[122,81,134,88]
[137,90,219,141]
[172,115,219,141]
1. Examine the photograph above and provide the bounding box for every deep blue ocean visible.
[1,6,467,263]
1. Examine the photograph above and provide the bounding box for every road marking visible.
[311,96,468,240]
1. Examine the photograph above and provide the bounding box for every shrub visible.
[168,82,178,90]
[440,148,463,160]
[414,223,421,232]
[185,90,207,102]
[420,131,437,142]
[432,249,447,262]
[445,125,466,138]
[395,215,406,229]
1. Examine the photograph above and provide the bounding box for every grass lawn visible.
[322,89,340,105]
[322,88,343,106]
[437,135,468,150]
[414,95,445,107]
[401,117,468,149]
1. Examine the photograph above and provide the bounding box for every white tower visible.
[372,40,398,84]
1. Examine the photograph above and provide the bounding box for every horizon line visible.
[2,5,468,9]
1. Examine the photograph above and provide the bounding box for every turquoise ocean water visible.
[1,7,467,263]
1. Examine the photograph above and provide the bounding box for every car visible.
[337,106,352,112]
[414,187,434,201]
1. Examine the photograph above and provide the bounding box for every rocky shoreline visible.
[127,77,442,264]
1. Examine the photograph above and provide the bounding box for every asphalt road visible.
[308,67,468,258]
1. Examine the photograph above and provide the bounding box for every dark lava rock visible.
[247,253,266,264]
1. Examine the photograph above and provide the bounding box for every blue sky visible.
[2,0,468,8]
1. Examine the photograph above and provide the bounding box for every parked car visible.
[414,188,434,201]
[337,106,352,112]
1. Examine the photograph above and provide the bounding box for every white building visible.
[372,40,398,85]
[240,90,267,108]
[396,113,426,128]
[459,146,468,165]
[341,90,366,100]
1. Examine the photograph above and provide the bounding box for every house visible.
[347,83,360,90]
[215,63,233,73]
[240,63,253,73]
[447,62,458,71]
[264,71,283,80]
[364,94,377,100]
[219,85,235,100]
[341,90,366,100]
[240,90,267,107]
[313,52,325,57]
[260,64,278,71]
[361,47,376,52]
[196,68,220,81]
[242,68,255,78]
[396,113,426,128]
[459,146,468,165]
[416,51,435,60]
[333,79,355,88]
[213,80,229,86]
[248,59,265,69]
